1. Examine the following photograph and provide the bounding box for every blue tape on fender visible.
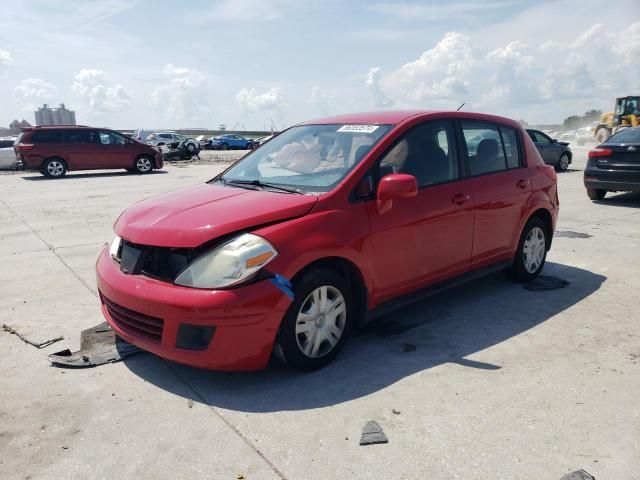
[269,273,294,300]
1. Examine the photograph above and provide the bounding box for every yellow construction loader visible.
[594,96,640,143]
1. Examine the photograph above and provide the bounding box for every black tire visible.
[42,157,67,178]
[587,188,606,200]
[595,128,609,144]
[246,142,254,150]
[274,268,353,371]
[220,143,229,150]
[556,153,570,172]
[507,217,548,283]
[133,155,154,174]
[186,143,196,153]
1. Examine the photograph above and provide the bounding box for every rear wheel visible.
[275,268,352,371]
[42,158,67,178]
[587,188,606,200]
[133,155,153,174]
[556,153,570,171]
[508,217,548,282]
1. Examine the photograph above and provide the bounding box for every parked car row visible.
[0,137,17,169]
[201,134,257,150]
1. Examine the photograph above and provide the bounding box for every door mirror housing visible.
[551,138,558,143]
[377,173,418,214]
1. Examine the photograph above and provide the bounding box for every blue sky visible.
[1,0,638,129]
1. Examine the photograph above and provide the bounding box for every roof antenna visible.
[456,102,465,111]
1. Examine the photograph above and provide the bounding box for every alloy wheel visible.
[136,157,152,172]
[47,160,65,177]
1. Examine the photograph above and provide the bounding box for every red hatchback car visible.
[96,111,558,371]
[16,125,163,177]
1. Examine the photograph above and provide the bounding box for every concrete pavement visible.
[1,148,638,479]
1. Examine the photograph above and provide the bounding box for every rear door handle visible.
[516,179,530,189]
[452,193,470,205]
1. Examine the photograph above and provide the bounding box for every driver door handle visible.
[452,193,470,205]
[516,179,530,189]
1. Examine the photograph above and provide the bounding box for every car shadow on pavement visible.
[122,261,605,412]
[21,171,168,180]
[593,191,640,208]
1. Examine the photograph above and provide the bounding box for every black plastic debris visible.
[49,322,142,368]
[523,275,570,291]
[560,469,595,480]
[359,421,389,445]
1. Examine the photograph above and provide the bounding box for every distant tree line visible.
[562,110,602,130]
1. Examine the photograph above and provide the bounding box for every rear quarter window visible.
[607,128,640,144]
[32,130,64,144]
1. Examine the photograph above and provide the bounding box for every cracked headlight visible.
[175,233,277,289]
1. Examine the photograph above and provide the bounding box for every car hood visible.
[558,141,570,147]
[115,183,318,248]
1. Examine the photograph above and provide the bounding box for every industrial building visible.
[34,104,76,126]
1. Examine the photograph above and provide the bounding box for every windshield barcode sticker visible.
[337,125,380,134]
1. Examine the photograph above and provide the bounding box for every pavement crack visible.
[163,361,288,480]
[0,199,98,299]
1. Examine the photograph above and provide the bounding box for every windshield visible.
[217,123,393,193]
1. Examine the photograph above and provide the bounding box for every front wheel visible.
[508,217,548,282]
[587,188,606,200]
[274,268,352,370]
[595,128,610,144]
[133,155,153,174]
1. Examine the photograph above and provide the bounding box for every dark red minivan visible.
[16,125,163,177]
[96,110,559,372]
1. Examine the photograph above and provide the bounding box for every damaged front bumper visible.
[95,248,293,371]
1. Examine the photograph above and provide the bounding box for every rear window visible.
[0,140,14,148]
[606,128,640,144]
[32,130,64,144]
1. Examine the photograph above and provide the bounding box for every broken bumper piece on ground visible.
[49,322,142,368]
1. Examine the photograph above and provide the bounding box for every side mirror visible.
[376,173,418,214]
[551,138,558,143]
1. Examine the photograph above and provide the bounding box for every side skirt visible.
[366,260,513,323]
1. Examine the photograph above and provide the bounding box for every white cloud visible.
[150,64,210,125]
[235,87,285,113]
[372,32,474,109]
[367,21,640,117]
[366,67,393,108]
[14,78,56,112]
[72,69,131,114]
[0,48,12,72]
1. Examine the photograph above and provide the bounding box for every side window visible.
[99,131,126,145]
[32,130,63,144]
[500,127,521,169]
[461,122,506,176]
[379,120,458,187]
[67,129,96,144]
[534,131,551,144]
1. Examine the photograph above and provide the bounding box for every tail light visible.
[17,143,34,151]
[588,148,612,158]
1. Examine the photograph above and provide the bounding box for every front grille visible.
[103,296,164,343]
[118,240,193,282]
